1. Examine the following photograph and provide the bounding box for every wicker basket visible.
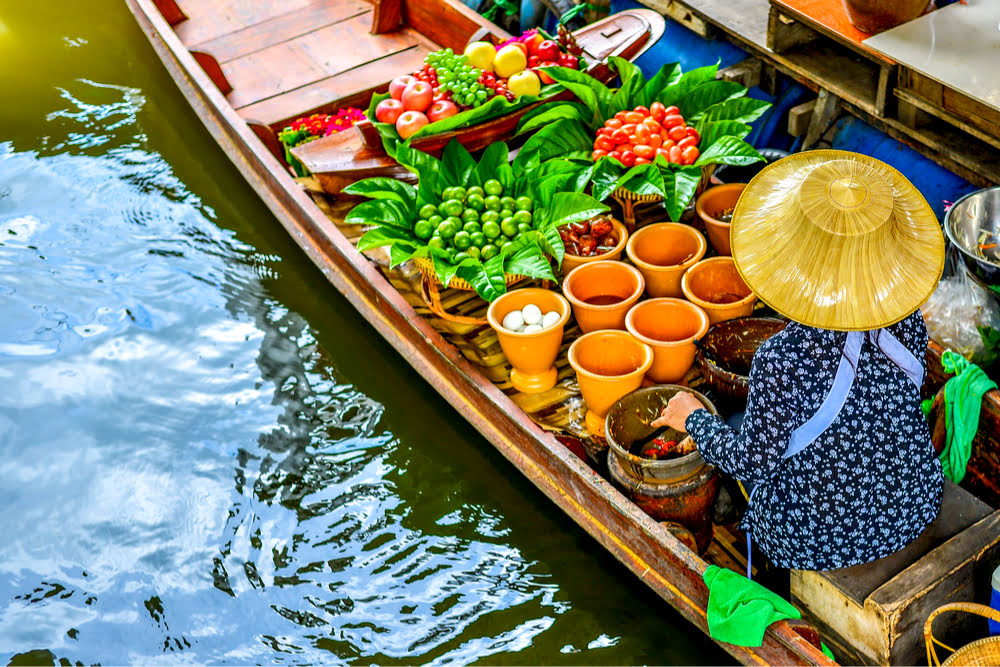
[412,256,525,325]
[924,603,1000,666]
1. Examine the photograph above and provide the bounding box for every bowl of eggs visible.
[487,288,572,394]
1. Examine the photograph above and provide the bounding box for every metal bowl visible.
[944,186,1000,291]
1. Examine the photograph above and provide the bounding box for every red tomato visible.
[641,118,660,135]
[633,144,655,159]
[621,123,637,136]
[634,157,651,165]
[615,111,629,123]
[663,114,685,129]
[685,126,700,143]
[655,147,671,161]
[595,136,615,152]
[596,127,612,137]
[605,118,623,130]
[591,149,609,160]
[624,111,645,124]
[664,105,680,116]
[663,138,676,150]
[668,125,688,141]
[681,145,700,165]
[649,133,662,150]
[633,125,651,144]
[650,101,666,122]
[610,150,622,162]
[611,129,629,144]
[620,150,636,167]
[633,105,650,117]
[677,136,698,150]
[669,145,682,163]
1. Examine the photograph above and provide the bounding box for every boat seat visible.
[169,0,439,129]
[791,480,1000,665]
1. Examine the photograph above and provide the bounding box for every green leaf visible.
[342,177,418,210]
[698,120,752,148]
[610,63,649,115]
[516,118,593,168]
[591,158,626,201]
[463,253,508,301]
[617,163,665,198]
[545,66,613,126]
[389,242,420,268]
[697,96,771,126]
[356,226,417,252]
[505,243,556,281]
[668,165,702,222]
[346,199,411,230]
[536,225,566,268]
[516,101,591,136]
[695,135,765,167]
[475,142,509,185]
[396,143,442,205]
[678,81,746,123]
[439,139,477,189]
[608,56,642,86]
[638,62,682,108]
[658,62,721,108]
[544,192,610,230]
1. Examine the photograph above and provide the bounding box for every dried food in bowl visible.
[695,317,787,403]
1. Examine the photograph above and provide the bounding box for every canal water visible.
[0,2,730,664]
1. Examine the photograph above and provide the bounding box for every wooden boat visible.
[126,1,1000,664]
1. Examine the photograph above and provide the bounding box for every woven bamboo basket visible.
[412,256,525,325]
[924,602,1000,666]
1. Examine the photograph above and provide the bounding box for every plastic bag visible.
[923,264,1000,365]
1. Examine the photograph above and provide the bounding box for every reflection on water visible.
[0,4,729,664]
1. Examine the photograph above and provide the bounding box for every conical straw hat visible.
[730,150,945,331]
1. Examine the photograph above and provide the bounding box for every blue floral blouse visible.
[686,311,943,571]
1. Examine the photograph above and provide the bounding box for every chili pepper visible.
[980,243,998,250]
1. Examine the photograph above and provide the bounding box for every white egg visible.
[502,310,525,331]
[523,324,544,334]
[541,311,561,328]
[522,304,543,325]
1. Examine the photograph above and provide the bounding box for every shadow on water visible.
[0,2,732,665]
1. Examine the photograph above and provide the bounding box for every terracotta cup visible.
[562,260,644,333]
[696,183,746,257]
[842,0,930,34]
[568,330,654,437]
[626,223,707,298]
[561,218,629,275]
[625,298,710,384]
[681,256,757,324]
[487,287,572,394]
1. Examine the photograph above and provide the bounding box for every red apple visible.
[395,110,428,139]
[375,98,405,124]
[527,54,541,68]
[557,52,579,69]
[524,31,545,56]
[389,75,417,101]
[427,99,459,123]
[401,81,434,112]
[536,39,560,62]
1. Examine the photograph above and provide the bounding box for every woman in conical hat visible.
[654,150,945,571]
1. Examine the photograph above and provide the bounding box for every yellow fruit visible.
[464,41,496,73]
[493,45,527,80]
[507,69,541,98]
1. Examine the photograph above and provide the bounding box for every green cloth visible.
[939,350,997,483]
[703,565,801,647]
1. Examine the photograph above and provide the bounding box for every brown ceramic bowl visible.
[681,256,757,324]
[562,260,645,333]
[695,183,746,257]
[560,217,629,275]
[605,385,718,483]
[626,223,707,298]
[695,316,788,404]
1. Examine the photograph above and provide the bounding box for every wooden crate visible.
[791,481,1000,666]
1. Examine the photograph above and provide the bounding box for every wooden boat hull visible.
[124,0,836,664]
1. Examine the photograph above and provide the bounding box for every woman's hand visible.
[650,392,705,431]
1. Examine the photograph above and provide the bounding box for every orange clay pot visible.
[696,183,746,257]
[681,256,757,325]
[560,218,629,275]
[562,260,644,334]
[625,298,710,384]
[487,288,572,394]
[626,223,707,298]
[568,330,654,437]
